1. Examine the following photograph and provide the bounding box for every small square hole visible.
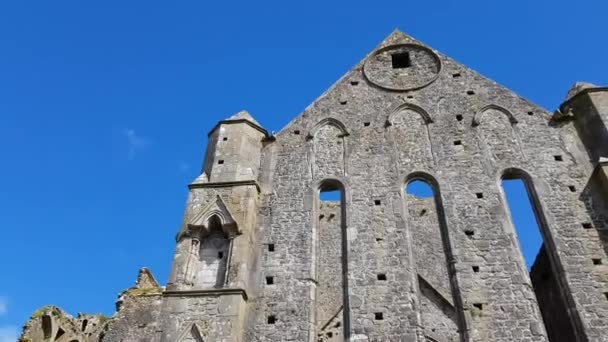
[374,200,381,206]
[223,137,228,141]
[350,81,359,86]
[294,130,300,135]
[406,95,413,99]
[554,155,563,161]
[582,223,593,229]
[218,160,224,165]
[464,230,475,237]
[377,273,387,281]
[592,258,602,265]
[476,193,483,199]
[453,140,462,146]
[472,266,480,273]
[456,114,463,121]
[339,100,347,105]
[374,312,384,320]
[267,315,276,324]
[268,243,275,252]
[266,276,274,284]
[473,303,483,310]
[327,332,333,338]
[364,122,370,127]
[452,73,462,78]
[319,214,325,219]
[467,90,475,95]
[391,52,411,69]
[568,185,577,192]
[218,251,224,259]
[527,111,534,116]
[376,237,384,242]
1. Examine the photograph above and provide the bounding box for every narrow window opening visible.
[42,315,52,338]
[554,155,563,161]
[267,315,276,324]
[592,258,602,265]
[294,130,300,135]
[453,140,462,146]
[605,292,608,301]
[377,273,387,281]
[266,276,274,284]
[374,199,381,206]
[268,243,275,252]
[391,52,411,69]
[374,312,384,320]
[217,251,224,259]
[406,95,414,99]
[476,192,484,199]
[81,319,88,332]
[582,222,593,229]
[363,122,370,127]
[456,114,463,121]
[218,160,224,165]
[318,181,349,338]
[503,173,577,341]
[452,73,461,78]
[376,237,383,242]
[472,266,480,273]
[466,90,475,95]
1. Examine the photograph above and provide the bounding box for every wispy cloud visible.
[179,162,190,173]
[124,129,150,159]
[0,326,18,342]
[0,297,6,316]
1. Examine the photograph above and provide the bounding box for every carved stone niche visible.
[183,196,241,289]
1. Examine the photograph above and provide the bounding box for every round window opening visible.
[363,44,442,91]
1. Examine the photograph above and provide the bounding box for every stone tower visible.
[20,30,608,342]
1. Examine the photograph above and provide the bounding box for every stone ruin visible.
[20,30,608,341]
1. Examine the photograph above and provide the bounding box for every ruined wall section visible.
[247,30,608,341]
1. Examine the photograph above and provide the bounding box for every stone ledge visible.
[188,180,260,192]
[163,288,248,301]
[559,86,608,111]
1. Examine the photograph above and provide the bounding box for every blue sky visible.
[0,0,606,339]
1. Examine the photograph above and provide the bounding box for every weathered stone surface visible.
[20,29,608,341]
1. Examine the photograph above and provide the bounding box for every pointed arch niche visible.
[309,118,348,179]
[388,103,434,169]
[473,105,521,162]
[181,195,239,289]
[404,174,466,341]
[314,179,349,341]
[500,169,579,341]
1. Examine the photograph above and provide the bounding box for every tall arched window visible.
[405,175,466,342]
[501,169,577,341]
[315,180,349,341]
[194,215,230,288]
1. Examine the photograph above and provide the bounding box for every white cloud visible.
[124,129,150,159]
[0,326,18,342]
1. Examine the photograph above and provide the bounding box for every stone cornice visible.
[188,180,261,192]
[559,87,608,112]
[163,288,248,301]
[208,119,269,138]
